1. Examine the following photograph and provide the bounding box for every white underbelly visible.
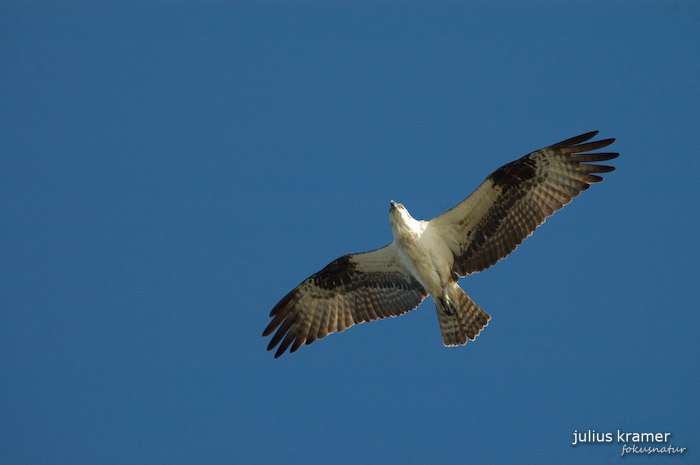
[396,237,452,295]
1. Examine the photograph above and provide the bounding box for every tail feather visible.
[436,285,490,346]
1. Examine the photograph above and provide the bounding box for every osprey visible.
[263,131,618,357]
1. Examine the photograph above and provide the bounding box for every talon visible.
[440,297,455,315]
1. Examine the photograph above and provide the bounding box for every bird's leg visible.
[438,296,456,316]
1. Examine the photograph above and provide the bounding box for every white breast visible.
[394,219,453,295]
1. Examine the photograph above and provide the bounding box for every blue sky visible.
[2,2,699,464]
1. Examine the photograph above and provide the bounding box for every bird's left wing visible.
[263,243,427,358]
[428,131,618,276]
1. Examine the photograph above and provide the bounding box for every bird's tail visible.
[435,284,491,346]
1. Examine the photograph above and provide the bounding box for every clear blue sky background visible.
[2,2,699,464]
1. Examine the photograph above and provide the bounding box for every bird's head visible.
[389,199,404,213]
[389,200,414,230]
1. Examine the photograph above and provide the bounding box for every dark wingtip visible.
[551,131,599,149]
[561,134,616,154]
[574,130,600,140]
[593,165,616,173]
[598,151,620,160]
[266,338,277,352]
[592,138,616,150]
[262,322,276,338]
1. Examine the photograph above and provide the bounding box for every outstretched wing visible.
[263,243,427,358]
[429,131,618,276]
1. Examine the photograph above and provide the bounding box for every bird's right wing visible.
[263,243,427,358]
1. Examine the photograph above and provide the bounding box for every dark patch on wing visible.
[312,255,357,291]
[488,156,538,191]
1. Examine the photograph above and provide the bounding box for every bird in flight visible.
[263,131,618,357]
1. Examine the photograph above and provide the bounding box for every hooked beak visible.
[390,200,396,210]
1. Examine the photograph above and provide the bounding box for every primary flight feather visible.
[263,131,618,357]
